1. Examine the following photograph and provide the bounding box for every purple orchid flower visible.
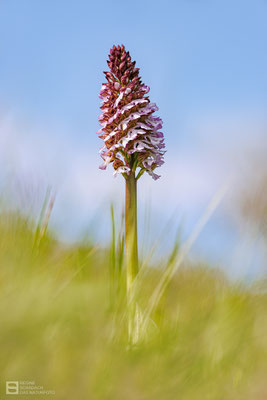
[98,44,165,181]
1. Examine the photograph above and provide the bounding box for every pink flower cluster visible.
[98,44,165,180]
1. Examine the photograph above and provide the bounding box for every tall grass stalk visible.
[142,183,229,331]
[109,204,125,311]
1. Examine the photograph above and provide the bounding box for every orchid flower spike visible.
[98,44,166,181]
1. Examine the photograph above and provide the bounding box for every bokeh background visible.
[1,2,267,399]
[0,0,266,279]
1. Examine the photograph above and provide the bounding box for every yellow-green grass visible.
[0,212,266,400]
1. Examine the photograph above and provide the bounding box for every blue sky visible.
[0,0,266,278]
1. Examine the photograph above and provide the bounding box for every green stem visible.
[125,171,139,343]
[125,171,138,290]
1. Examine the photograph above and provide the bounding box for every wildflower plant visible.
[98,44,165,342]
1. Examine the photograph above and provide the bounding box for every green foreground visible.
[0,212,266,400]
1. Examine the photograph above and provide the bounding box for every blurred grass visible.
[0,206,266,400]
